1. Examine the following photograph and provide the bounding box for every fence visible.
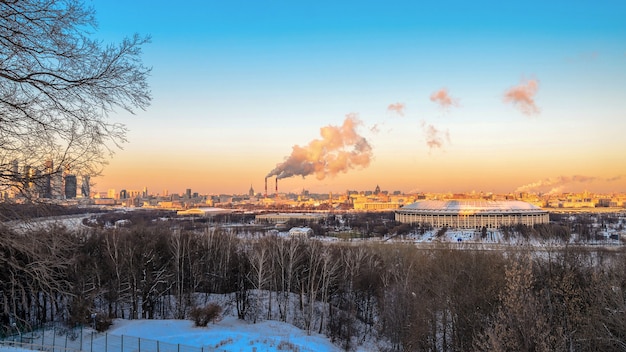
[1,325,224,352]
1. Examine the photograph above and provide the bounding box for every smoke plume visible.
[387,102,405,116]
[503,78,540,115]
[421,121,450,150]
[267,114,373,180]
[515,175,607,193]
[429,88,459,109]
[607,175,625,182]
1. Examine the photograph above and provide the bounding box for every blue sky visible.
[91,0,626,195]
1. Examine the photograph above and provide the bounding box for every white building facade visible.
[395,200,549,229]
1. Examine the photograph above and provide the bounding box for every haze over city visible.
[91,0,626,196]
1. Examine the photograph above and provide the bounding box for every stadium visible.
[395,199,549,229]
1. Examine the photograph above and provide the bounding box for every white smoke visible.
[267,114,373,180]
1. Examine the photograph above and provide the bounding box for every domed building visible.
[395,199,549,229]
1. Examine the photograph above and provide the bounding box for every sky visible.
[90,0,626,196]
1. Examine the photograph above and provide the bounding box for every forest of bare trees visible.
[1,221,625,351]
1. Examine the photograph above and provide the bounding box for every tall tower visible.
[41,160,53,198]
[23,165,32,190]
[81,175,90,198]
[11,160,18,177]
[64,175,77,199]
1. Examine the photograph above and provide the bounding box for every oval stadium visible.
[395,199,549,229]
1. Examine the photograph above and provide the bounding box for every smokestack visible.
[275,176,278,194]
[264,177,267,197]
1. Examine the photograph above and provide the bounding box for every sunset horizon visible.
[89,0,625,196]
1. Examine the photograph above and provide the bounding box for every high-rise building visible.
[23,165,32,190]
[52,172,63,199]
[81,175,90,198]
[64,175,77,198]
[41,160,53,198]
[11,160,18,177]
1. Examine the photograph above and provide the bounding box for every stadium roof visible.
[398,200,546,215]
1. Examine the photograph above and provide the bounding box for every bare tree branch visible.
[0,0,151,199]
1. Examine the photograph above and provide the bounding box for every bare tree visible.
[0,224,76,329]
[477,255,564,352]
[247,236,272,324]
[301,240,323,335]
[0,0,150,197]
[274,237,303,323]
[317,244,340,335]
[170,230,192,319]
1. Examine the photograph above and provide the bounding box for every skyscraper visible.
[64,175,77,199]
[41,160,53,198]
[52,172,63,199]
[81,175,90,198]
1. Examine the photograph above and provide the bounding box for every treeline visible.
[1,224,625,351]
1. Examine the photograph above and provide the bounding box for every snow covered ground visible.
[0,317,348,352]
[4,213,92,233]
[103,318,342,352]
[0,346,30,352]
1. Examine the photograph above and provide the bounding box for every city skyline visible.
[91,1,626,195]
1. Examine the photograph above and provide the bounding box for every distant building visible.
[354,202,402,211]
[94,198,116,205]
[395,199,549,229]
[41,160,54,198]
[288,227,313,237]
[176,207,232,217]
[255,213,327,224]
[64,175,77,199]
[51,173,63,199]
[81,175,90,198]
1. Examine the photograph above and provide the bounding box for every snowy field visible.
[4,214,92,233]
[103,318,343,352]
[0,317,349,352]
